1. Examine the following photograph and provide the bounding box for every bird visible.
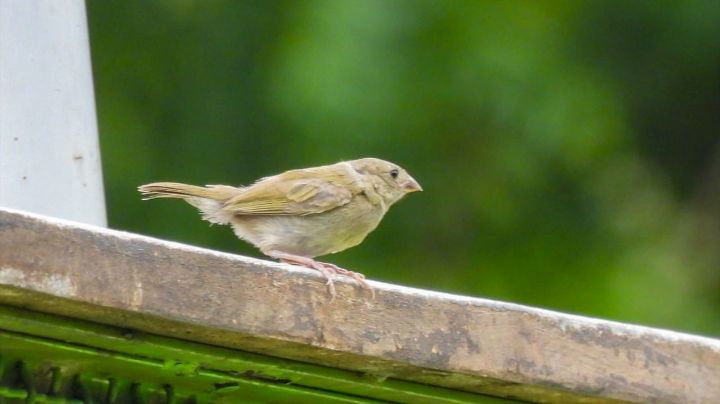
[138,157,422,298]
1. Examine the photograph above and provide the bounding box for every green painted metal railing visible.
[0,306,513,403]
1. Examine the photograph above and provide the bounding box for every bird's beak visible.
[401,176,422,193]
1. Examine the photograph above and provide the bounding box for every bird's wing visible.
[221,164,362,216]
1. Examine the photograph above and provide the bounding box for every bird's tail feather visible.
[138,182,236,200]
[138,182,240,225]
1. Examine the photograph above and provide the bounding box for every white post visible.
[0,0,106,227]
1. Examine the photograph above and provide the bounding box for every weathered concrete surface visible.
[0,207,718,403]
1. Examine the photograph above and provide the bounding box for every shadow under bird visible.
[138,157,422,298]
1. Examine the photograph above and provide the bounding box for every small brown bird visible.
[138,158,421,298]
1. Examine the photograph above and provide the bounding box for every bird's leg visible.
[264,250,338,298]
[263,250,373,299]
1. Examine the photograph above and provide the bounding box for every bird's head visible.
[349,157,422,206]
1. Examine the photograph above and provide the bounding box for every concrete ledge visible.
[0,207,718,403]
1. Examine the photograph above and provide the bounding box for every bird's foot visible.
[316,262,375,299]
[265,251,373,300]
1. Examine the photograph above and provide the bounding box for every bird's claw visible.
[322,263,375,300]
[325,279,337,302]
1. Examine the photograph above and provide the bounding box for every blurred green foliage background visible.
[87,1,720,336]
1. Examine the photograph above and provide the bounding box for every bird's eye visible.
[389,169,399,179]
